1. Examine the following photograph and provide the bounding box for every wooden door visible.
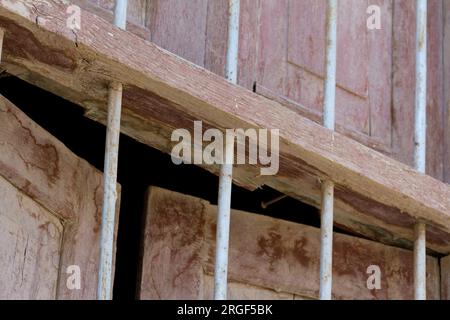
[0,95,120,299]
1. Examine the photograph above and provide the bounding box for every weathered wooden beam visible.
[0,0,449,253]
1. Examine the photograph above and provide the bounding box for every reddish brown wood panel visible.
[392,0,445,181]
[444,0,450,184]
[2,0,450,254]
[140,187,441,300]
[0,95,120,299]
[0,175,63,299]
[77,0,447,182]
[95,0,148,26]
[442,255,450,300]
[148,0,208,67]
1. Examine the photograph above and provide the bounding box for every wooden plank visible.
[255,0,288,96]
[286,0,392,140]
[139,187,207,300]
[0,0,449,253]
[140,187,441,300]
[204,0,228,78]
[237,0,261,90]
[202,275,294,300]
[74,0,151,39]
[148,0,208,67]
[444,0,450,184]
[0,94,121,299]
[367,0,392,146]
[0,174,63,299]
[392,0,445,180]
[441,255,450,300]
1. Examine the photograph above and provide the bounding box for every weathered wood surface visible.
[78,0,449,183]
[444,0,450,184]
[0,174,63,299]
[441,255,450,300]
[140,187,441,300]
[0,94,120,299]
[202,275,295,300]
[0,0,449,254]
[392,0,445,181]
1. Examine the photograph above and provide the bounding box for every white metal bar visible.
[225,0,240,83]
[214,134,235,300]
[214,0,240,300]
[323,0,338,132]
[0,28,4,62]
[319,0,337,301]
[414,222,427,300]
[319,180,334,300]
[98,82,123,300]
[414,0,427,173]
[413,0,427,300]
[114,0,128,30]
[98,0,128,300]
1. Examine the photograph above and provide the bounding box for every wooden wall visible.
[0,95,120,299]
[139,187,442,300]
[79,0,450,183]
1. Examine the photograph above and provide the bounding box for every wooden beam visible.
[0,0,449,253]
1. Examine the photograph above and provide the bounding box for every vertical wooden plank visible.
[139,187,207,299]
[148,0,208,67]
[368,0,393,146]
[254,0,289,96]
[287,0,369,97]
[425,0,444,180]
[286,0,371,135]
[441,255,450,300]
[443,0,450,183]
[237,0,261,90]
[392,0,445,180]
[0,175,63,300]
[204,0,229,77]
[392,0,417,168]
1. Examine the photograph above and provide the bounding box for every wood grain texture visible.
[392,0,445,180]
[444,0,450,184]
[441,255,450,300]
[79,0,446,182]
[140,187,441,300]
[0,1,449,254]
[0,174,63,299]
[148,0,208,67]
[202,275,294,300]
[0,94,121,299]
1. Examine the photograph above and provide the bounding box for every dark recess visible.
[1,75,321,299]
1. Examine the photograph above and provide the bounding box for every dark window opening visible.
[1,75,332,299]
